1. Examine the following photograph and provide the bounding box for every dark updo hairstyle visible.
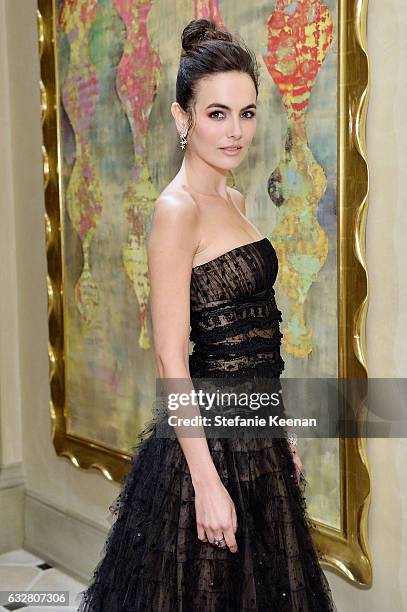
[176,18,260,132]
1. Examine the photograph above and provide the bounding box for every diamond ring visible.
[212,537,225,547]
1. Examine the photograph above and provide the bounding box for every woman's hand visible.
[193,476,239,553]
[289,444,303,483]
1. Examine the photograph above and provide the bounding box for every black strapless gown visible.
[76,237,338,611]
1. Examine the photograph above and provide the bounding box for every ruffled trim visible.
[190,317,283,348]
[76,408,337,612]
[189,354,285,379]
[190,296,282,339]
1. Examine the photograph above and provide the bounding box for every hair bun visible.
[181,18,233,54]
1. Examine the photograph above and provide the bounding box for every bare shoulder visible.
[150,189,199,235]
[153,188,198,218]
[227,186,246,215]
[148,189,200,265]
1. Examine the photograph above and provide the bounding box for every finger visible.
[197,524,208,542]
[231,506,238,533]
[203,527,211,542]
[205,527,215,547]
[214,533,227,548]
[213,532,227,549]
[207,528,227,549]
[223,527,238,553]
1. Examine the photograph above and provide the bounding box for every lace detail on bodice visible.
[189,237,285,378]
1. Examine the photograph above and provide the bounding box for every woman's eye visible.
[209,111,256,120]
[209,111,225,119]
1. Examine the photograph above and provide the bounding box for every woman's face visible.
[187,71,257,169]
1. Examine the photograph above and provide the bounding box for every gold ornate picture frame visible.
[37,0,371,586]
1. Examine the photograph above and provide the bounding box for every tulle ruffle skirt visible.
[76,403,337,611]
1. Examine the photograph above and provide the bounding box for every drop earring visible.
[179,125,188,150]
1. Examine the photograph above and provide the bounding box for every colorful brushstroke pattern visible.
[263,0,334,358]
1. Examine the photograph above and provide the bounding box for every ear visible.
[171,102,187,132]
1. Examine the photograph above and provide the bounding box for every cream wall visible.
[0,0,406,609]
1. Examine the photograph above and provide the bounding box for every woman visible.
[77,18,337,611]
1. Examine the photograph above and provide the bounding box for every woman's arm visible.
[148,192,219,486]
[148,193,239,552]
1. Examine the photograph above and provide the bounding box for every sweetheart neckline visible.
[191,236,270,271]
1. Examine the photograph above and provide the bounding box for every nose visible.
[227,114,243,140]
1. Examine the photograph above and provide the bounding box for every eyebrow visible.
[205,103,257,111]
